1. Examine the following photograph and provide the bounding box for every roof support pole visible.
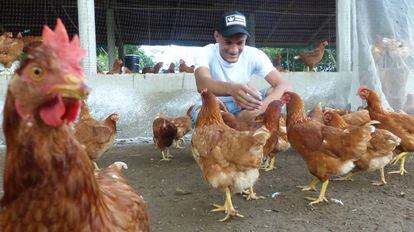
[336,0,352,72]
[77,0,97,76]
[247,13,256,46]
[106,1,117,70]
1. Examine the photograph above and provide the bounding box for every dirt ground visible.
[0,144,413,231]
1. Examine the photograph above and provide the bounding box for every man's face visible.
[215,31,247,63]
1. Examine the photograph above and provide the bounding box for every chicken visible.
[191,89,270,221]
[163,62,175,73]
[107,58,123,74]
[0,32,24,68]
[74,101,120,170]
[340,109,371,126]
[281,91,373,205]
[178,59,194,73]
[273,54,288,72]
[358,86,414,175]
[220,101,284,172]
[152,116,177,161]
[157,105,194,149]
[323,111,401,185]
[142,61,163,74]
[16,33,43,52]
[307,102,323,123]
[0,19,149,231]
[294,41,328,71]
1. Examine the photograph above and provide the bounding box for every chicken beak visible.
[48,74,90,99]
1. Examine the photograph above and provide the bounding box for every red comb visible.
[358,85,367,92]
[42,18,87,78]
[200,88,207,94]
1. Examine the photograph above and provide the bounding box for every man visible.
[192,11,292,125]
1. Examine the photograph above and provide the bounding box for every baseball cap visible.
[217,11,250,37]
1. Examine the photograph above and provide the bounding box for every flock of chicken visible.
[1,19,413,231]
[103,58,195,75]
[152,86,413,222]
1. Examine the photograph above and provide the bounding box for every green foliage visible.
[96,45,155,71]
[259,46,336,72]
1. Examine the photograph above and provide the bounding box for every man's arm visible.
[260,69,293,111]
[195,67,262,110]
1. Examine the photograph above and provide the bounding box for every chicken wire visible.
[348,0,414,111]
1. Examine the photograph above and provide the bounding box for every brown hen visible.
[294,41,328,71]
[323,111,401,185]
[152,116,177,161]
[281,91,373,205]
[191,89,270,221]
[358,86,414,175]
[0,32,24,68]
[74,101,119,170]
[0,19,149,231]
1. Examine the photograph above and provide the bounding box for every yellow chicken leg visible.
[371,167,387,186]
[305,180,329,205]
[175,138,185,149]
[92,160,100,170]
[297,176,319,191]
[241,186,265,200]
[160,149,172,161]
[263,156,276,172]
[211,187,244,222]
[389,152,408,175]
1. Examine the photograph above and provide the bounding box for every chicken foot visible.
[305,180,329,205]
[211,187,244,222]
[92,160,100,170]
[333,172,354,181]
[371,167,387,186]
[175,138,185,149]
[297,176,319,191]
[261,156,276,171]
[388,152,409,175]
[160,149,173,161]
[241,186,265,200]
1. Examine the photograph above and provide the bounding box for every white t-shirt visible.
[194,43,275,84]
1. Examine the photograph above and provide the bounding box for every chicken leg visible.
[388,152,409,175]
[241,186,265,200]
[175,138,185,149]
[160,149,173,161]
[371,167,387,186]
[333,172,354,181]
[211,187,244,222]
[305,180,329,205]
[297,176,319,191]
[261,156,276,171]
[92,160,100,170]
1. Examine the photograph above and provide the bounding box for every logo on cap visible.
[225,14,246,27]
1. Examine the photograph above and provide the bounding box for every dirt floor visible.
[0,144,413,231]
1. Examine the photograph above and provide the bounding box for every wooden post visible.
[77,0,97,76]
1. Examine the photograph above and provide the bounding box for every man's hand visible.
[228,83,262,110]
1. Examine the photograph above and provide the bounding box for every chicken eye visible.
[30,66,45,81]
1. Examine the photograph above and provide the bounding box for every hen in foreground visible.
[191,89,270,221]
[0,19,149,231]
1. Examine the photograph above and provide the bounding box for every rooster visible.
[0,19,149,231]
[74,101,120,170]
[294,41,328,71]
[323,111,401,185]
[358,86,414,175]
[191,89,270,221]
[281,91,373,205]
